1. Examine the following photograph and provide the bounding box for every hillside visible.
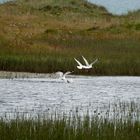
[0,0,140,75]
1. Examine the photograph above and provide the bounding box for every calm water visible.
[0,76,140,115]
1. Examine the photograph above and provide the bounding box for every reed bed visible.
[0,101,140,140]
[0,38,140,75]
[0,0,140,75]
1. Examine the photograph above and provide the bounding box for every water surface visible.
[0,76,140,115]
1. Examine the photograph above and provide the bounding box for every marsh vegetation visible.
[0,0,140,75]
[0,101,140,140]
[0,1,140,139]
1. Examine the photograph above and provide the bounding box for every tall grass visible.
[0,101,140,140]
[0,37,140,75]
[0,0,140,75]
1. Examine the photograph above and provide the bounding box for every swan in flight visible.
[55,71,73,83]
[74,56,98,69]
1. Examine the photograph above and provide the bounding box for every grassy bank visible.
[0,39,140,75]
[0,101,140,140]
[0,0,140,75]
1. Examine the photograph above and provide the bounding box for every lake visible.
[0,76,140,116]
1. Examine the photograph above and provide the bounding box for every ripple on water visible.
[0,76,140,115]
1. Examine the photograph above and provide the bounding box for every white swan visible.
[74,56,98,69]
[55,71,73,83]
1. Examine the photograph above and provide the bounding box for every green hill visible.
[18,0,109,14]
[0,0,140,75]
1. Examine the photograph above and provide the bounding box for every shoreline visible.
[0,71,139,79]
[0,71,52,79]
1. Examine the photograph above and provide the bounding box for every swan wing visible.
[55,71,63,78]
[63,71,73,78]
[74,58,83,66]
[64,71,72,76]
[82,56,89,66]
[90,59,98,66]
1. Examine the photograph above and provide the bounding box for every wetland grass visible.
[0,38,140,75]
[0,101,140,140]
[0,0,140,75]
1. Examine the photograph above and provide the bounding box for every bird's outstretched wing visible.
[63,71,73,78]
[55,71,63,78]
[90,59,98,66]
[74,58,83,66]
[82,56,89,66]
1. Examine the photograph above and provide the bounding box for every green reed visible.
[0,37,140,75]
[0,101,140,140]
[0,0,140,75]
